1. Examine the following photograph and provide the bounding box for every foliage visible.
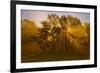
[22,14,90,57]
[21,19,38,41]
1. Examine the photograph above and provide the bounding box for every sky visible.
[21,10,90,27]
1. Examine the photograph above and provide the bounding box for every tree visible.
[67,15,82,26]
[59,15,68,30]
[47,14,60,26]
[83,22,90,33]
[21,19,38,41]
[28,14,90,57]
